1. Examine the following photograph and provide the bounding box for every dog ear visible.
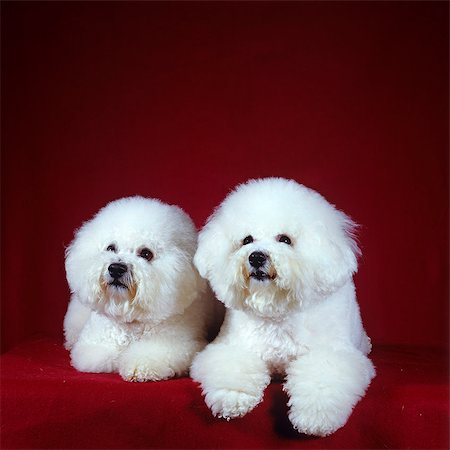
[299,214,360,295]
[64,234,89,297]
[64,226,96,297]
[194,220,216,279]
[194,213,229,280]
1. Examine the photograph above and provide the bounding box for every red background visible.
[2,3,448,351]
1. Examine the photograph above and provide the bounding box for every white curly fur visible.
[190,178,375,436]
[64,196,213,382]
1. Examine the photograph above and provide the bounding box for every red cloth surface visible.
[1,338,448,449]
[2,2,449,449]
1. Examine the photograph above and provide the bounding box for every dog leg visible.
[191,342,270,419]
[69,312,123,373]
[284,348,375,436]
[63,295,92,350]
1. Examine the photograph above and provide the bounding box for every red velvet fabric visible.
[2,2,449,449]
[2,339,448,449]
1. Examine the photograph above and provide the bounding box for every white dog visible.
[191,178,375,436]
[64,196,211,382]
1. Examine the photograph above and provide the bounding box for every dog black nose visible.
[108,263,127,279]
[249,251,267,269]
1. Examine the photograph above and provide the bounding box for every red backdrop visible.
[2,2,448,352]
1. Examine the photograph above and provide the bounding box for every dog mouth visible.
[249,270,276,282]
[108,280,128,290]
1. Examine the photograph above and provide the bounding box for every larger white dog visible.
[191,178,375,436]
[64,196,211,381]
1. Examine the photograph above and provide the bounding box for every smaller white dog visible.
[64,196,211,381]
[191,178,375,436]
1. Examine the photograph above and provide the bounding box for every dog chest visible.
[249,318,304,374]
[260,322,301,373]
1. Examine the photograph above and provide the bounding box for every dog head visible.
[194,178,359,318]
[65,196,202,323]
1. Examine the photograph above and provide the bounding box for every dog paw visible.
[118,352,176,382]
[284,350,375,436]
[205,388,262,419]
[287,401,349,436]
[71,343,117,373]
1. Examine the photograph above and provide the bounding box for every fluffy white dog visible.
[64,196,211,382]
[191,178,375,436]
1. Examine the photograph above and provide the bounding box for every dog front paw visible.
[205,388,262,419]
[285,350,375,436]
[70,343,117,373]
[118,350,176,382]
[287,399,349,436]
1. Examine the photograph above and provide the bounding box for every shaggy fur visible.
[190,178,375,436]
[64,196,212,381]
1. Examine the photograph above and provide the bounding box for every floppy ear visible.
[65,236,83,295]
[194,213,230,280]
[300,215,360,296]
[64,224,101,302]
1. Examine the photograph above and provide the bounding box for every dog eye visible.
[242,235,254,245]
[138,247,153,261]
[278,235,292,245]
[106,244,117,252]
